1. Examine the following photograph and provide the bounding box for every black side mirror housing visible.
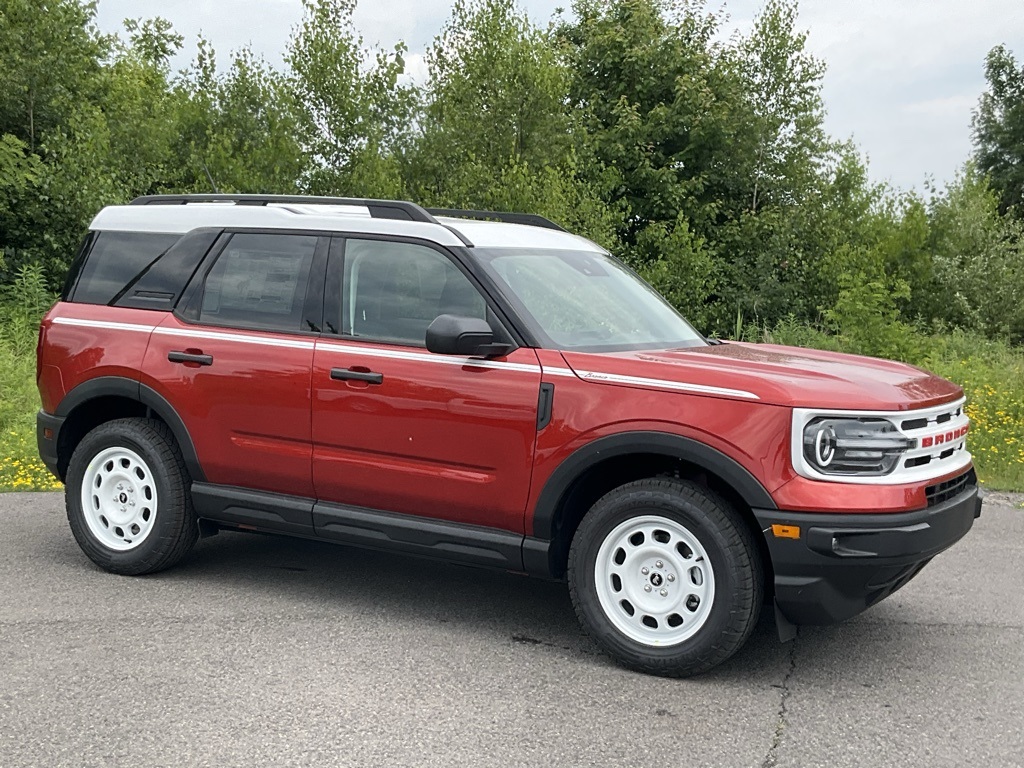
[425,314,511,357]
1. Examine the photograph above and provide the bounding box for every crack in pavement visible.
[510,633,600,656]
[761,632,798,768]
[852,619,1023,630]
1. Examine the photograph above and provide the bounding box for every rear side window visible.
[70,232,181,305]
[199,233,318,332]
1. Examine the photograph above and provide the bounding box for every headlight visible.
[801,418,915,476]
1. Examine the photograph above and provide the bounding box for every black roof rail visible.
[426,208,567,232]
[129,194,439,225]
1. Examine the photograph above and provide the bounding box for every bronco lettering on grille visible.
[920,425,969,448]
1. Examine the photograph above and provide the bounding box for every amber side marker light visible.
[771,524,801,539]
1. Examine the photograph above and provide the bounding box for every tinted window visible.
[341,239,486,346]
[200,233,317,332]
[72,232,181,305]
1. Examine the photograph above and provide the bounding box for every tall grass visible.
[0,265,61,490]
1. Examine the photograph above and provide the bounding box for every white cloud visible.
[96,0,304,66]
[720,0,1024,188]
[400,51,430,86]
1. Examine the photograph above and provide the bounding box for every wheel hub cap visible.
[594,515,716,646]
[80,447,158,551]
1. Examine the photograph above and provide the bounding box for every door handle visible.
[168,351,214,366]
[331,367,383,385]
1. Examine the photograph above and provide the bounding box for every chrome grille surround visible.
[791,397,971,485]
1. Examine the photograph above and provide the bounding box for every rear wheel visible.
[568,478,762,677]
[66,418,198,575]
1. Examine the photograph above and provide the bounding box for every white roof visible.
[433,217,604,252]
[89,203,604,252]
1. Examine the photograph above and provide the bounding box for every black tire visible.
[65,417,198,575]
[568,478,763,677]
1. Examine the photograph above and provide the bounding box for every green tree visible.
[12,14,186,284]
[0,134,42,281]
[708,0,854,334]
[973,45,1024,216]
[739,0,829,215]
[416,0,570,192]
[286,0,415,197]
[559,0,741,243]
[173,40,306,193]
[410,0,616,244]
[0,0,111,283]
[557,0,855,334]
[0,0,107,150]
[926,166,1024,341]
[556,0,749,329]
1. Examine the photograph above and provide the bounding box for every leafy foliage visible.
[973,45,1024,217]
[0,0,107,151]
[409,0,618,246]
[286,0,415,197]
[0,0,1019,346]
[174,40,306,194]
[0,262,54,354]
[925,166,1024,342]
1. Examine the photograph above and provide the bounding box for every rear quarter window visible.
[69,231,181,305]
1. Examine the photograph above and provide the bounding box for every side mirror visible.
[425,314,511,357]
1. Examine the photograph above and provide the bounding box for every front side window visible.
[200,233,317,331]
[476,248,706,351]
[340,239,486,347]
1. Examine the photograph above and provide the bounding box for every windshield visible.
[475,248,706,352]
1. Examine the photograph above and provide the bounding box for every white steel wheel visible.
[594,514,716,646]
[80,446,159,551]
[570,478,763,677]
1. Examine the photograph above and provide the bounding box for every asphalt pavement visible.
[1,490,1021,768]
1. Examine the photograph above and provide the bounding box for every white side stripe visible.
[315,342,541,373]
[153,326,315,350]
[575,370,760,400]
[53,316,317,350]
[541,367,578,378]
[52,317,154,333]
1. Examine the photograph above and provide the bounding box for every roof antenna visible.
[201,162,220,194]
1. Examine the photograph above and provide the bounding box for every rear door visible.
[311,236,541,533]
[141,231,327,521]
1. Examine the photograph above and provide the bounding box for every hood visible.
[560,342,963,411]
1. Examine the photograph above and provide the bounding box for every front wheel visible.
[568,478,763,677]
[66,418,198,575]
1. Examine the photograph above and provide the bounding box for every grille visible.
[898,400,969,474]
[925,469,976,508]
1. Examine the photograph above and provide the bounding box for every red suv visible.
[36,195,982,676]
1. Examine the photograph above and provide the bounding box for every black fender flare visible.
[54,376,206,482]
[525,431,777,575]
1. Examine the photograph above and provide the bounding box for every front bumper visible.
[36,409,65,480]
[754,484,982,625]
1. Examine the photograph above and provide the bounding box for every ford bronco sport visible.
[36,194,983,676]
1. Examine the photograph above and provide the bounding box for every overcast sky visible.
[93,0,1024,192]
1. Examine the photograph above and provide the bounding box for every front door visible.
[311,237,541,532]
